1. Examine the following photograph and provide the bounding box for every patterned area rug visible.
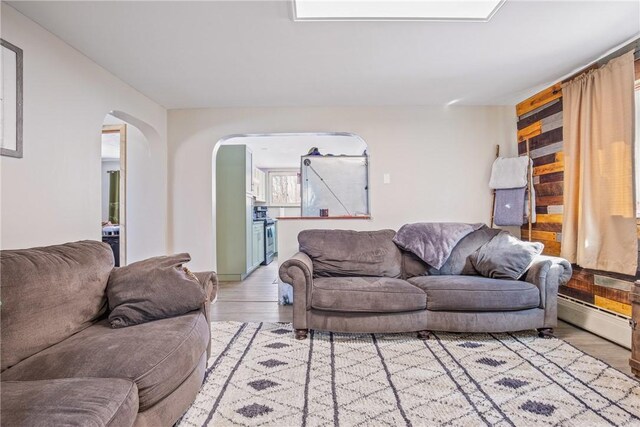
[178,322,640,426]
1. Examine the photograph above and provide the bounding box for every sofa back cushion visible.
[1,241,114,371]
[298,229,402,278]
[401,251,430,278]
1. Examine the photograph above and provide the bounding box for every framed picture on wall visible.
[1,38,23,158]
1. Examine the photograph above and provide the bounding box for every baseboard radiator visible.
[558,295,632,349]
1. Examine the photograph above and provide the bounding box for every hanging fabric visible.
[490,156,535,227]
[562,51,637,275]
[108,170,120,224]
[489,156,530,189]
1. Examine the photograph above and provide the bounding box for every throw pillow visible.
[470,231,543,280]
[107,253,206,328]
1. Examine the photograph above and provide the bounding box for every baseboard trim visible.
[558,295,632,349]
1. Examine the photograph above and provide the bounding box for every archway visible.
[210,132,369,291]
[100,111,163,265]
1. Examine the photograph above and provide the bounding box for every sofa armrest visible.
[279,252,313,294]
[279,252,313,330]
[193,271,217,360]
[194,271,218,302]
[524,256,572,326]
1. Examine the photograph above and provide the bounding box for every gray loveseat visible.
[279,228,571,340]
[0,241,217,427]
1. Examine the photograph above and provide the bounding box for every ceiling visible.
[224,134,367,169]
[8,1,640,108]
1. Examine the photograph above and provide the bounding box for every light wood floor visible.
[211,259,633,375]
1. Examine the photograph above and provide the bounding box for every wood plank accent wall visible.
[516,83,637,318]
[517,89,564,257]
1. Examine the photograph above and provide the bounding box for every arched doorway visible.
[100,111,162,265]
[211,132,369,306]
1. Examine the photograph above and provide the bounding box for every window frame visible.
[267,169,302,207]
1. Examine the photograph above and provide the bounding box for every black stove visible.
[253,206,276,265]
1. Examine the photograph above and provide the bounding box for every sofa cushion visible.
[311,277,427,313]
[0,241,114,371]
[107,253,207,328]
[299,229,402,278]
[1,378,138,427]
[1,312,208,411]
[407,276,540,311]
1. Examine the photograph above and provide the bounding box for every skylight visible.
[293,0,505,22]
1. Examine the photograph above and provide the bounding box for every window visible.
[268,170,301,206]
[300,155,369,217]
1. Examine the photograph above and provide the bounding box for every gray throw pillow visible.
[107,253,206,328]
[470,231,543,280]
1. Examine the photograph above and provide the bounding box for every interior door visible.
[101,124,127,266]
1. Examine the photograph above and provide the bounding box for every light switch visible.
[383,173,391,184]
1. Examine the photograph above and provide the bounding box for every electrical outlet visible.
[383,173,391,184]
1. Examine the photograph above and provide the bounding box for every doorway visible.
[101,120,127,266]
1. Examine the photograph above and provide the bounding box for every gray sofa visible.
[0,241,217,427]
[279,228,572,340]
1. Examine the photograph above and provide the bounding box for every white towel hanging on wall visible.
[489,156,530,189]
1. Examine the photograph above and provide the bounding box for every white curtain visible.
[561,51,637,275]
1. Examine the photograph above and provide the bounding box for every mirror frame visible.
[1,38,23,158]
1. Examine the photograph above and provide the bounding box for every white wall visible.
[124,122,168,261]
[267,207,300,218]
[101,160,119,222]
[101,116,168,262]
[0,5,168,258]
[168,106,517,271]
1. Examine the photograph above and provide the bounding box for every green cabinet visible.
[251,221,265,268]
[253,168,267,202]
[216,145,259,281]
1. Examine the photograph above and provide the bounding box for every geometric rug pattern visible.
[178,322,640,426]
